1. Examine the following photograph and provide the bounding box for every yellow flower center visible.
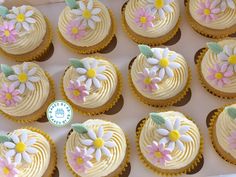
[18,73,28,83]
[144,77,152,84]
[215,72,223,80]
[140,16,147,24]
[93,138,104,148]
[82,9,92,19]
[71,27,79,34]
[154,151,163,158]
[16,13,25,22]
[159,58,169,68]
[204,8,211,15]
[4,30,10,37]
[3,167,10,175]
[228,55,236,65]
[86,69,96,78]
[169,130,180,142]
[15,142,26,153]
[155,0,164,9]
[76,157,84,165]
[5,93,12,100]
[73,90,80,96]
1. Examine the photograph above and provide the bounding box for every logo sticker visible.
[47,100,73,127]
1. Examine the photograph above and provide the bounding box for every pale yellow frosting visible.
[0,62,50,117]
[139,111,201,169]
[0,129,51,177]
[66,119,127,177]
[58,0,111,47]
[189,0,236,30]
[63,57,118,109]
[0,6,47,55]
[201,39,236,93]
[124,0,180,38]
[131,48,188,100]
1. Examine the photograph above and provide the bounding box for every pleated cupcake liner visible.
[57,9,116,54]
[0,17,53,62]
[185,0,236,39]
[0,72,55,123]
[136,113,204,176]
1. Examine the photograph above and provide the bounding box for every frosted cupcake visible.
[197,39,236,98]
[129,45,191,107]
[0,128,57,177]
[186,0,236,38]
[61,57,122,115]
[0,4,52,61]
[65,119,129,177]
[137,111,203,175]
[122,0,180,45]
[58,0,116,54]
[0,62,55,123]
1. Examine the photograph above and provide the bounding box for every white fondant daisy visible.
[218,45,236,72]
[7,62,40,94]
[6,5,36,31]
[4,132,38,164]
[147,48,181,79]
[71,0,101,30]
[157,118,193,151]
[81,126,116,162]
[76,59,107,90]
[220,0,235,11]
[147,0,174,19]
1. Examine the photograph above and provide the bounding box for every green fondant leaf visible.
[227,107,236,120]
[0,135,12,143]
[138,45,153,58]
[0,64,15,77]
[72,124,88,134]
[207,42,223,54]
[150,113,165,125]
[69,58,84,68]
[65,0,78,9]
[0,6,8,17]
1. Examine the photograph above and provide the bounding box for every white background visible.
[0,0,236,176]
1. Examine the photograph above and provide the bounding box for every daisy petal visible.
[28,76,40,82]
[104,141,116,148]
[22,152,31,163]
[147,58,158,65]
[76,68,87,74]
[101,147,111,157]
[27,67,37,76]
[88,19,95,29]
[26,82,35,91]
[81,139,93,146]
[11,135,19,144]
[102,132,113,141]
[25,10,34,17]
[167,141,175,151]
[15,153,22,164]
[96,74,107,80]
[91,8,101,15]
[180,135,193,142]
[4,142,16,148]
[157,129,169,136]
[97,126,103,138]
[173,118,180,129]
[165,67,174,78]
[176,140,184,151]
[25,17,36,23]
[159,137,169,144]
[88,129,97,140]
[165,119,173,131]
[26,147,38,154]
[179,126,190,134]
[86,79,92,90]
[93,78,101,88]
[6,150,16,157]
[95,149,101,161]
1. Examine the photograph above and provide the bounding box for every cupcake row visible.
[0,0,236,61]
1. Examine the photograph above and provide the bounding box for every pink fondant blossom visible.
[0,22,17,43]
[134,8,155,29]
[67,20,87,40]
[0,157,18,177]
[207,63,233,87]
[67,80,89,103]
[196,0,221,22]
[228,131,236,149]
[146,141,172,166]
[0,83,21,107]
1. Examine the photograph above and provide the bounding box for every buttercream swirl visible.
[139,111,201,169]
[201,39,236,93]
[0,129,50,177]
[0,6,46,55]
[66,119,127,177]
[124,0,180,38]
[131,48,188,100]
[0,62,50,117]
[189,0,236,30]
[58,0,111,47]
[63,57,118,109]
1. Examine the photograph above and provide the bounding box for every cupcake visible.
[61,57,122,115]
[209,103,236,164]
[186,0,236,38]
[65,119,129,177]
[137,111,203,175]
[0,62,55,123]
[0,127,57,176]
[58,0,116,54]
[196,39,236,98]
[0,4,53,61]
[122,0,180,46]
[129,45,191,107]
